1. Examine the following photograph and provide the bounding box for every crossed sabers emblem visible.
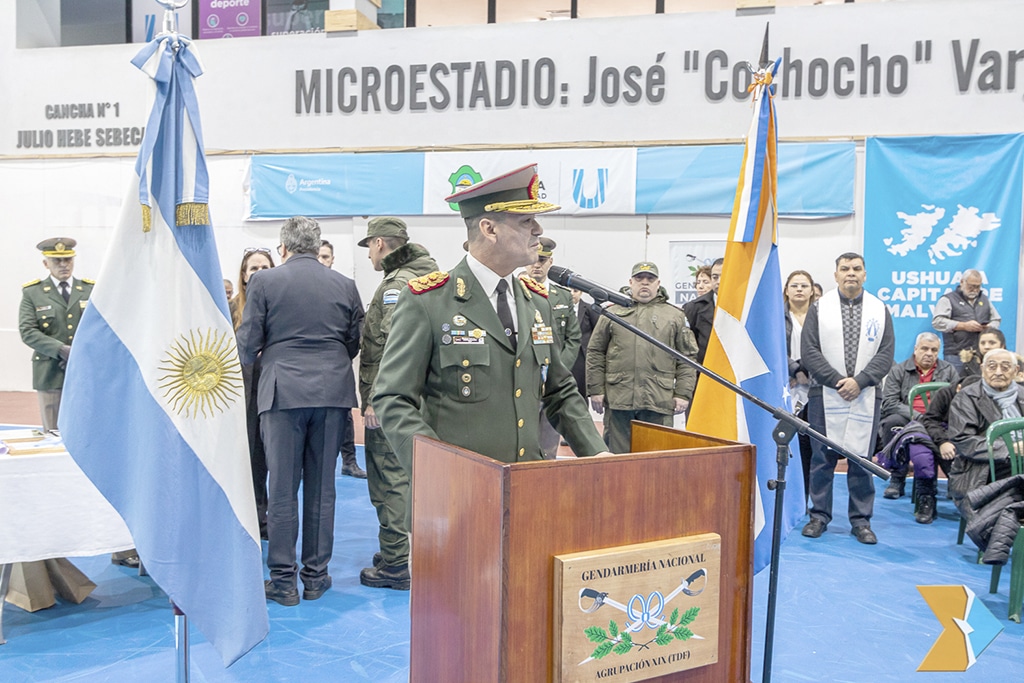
[577,568,706,666]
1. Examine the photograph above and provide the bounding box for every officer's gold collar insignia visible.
[456,277,466,298]
[518,274,548,298]
[408,271,450,294]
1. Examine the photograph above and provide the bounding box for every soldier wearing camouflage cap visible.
[357,217,438,590]
[587,261,698,453]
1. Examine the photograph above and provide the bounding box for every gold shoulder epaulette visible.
[81,278,96,285]
[518,274,548,298]
[22,279,41,288]
[408,271,450,294]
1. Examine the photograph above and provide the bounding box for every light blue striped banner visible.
[248,152,425,219]
[636,142,855,216]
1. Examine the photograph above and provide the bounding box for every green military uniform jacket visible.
[19,276,94,390]
[358,243,439,411]
[373,257,606,465]
[587,286,698,414]
[546,281,581,369]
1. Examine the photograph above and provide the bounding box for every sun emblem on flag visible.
[157,329,242,418]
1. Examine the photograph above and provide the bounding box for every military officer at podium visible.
[375,163,609,473]
[19,238,93,432]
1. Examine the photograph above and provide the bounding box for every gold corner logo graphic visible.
[917,584,1003,671]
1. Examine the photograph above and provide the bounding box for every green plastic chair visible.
[984,417,1024,622]
[907,381,950,412]
[907,382,950,508]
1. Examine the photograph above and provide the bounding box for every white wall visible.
[0,151,860,391]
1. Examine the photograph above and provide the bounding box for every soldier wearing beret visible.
[374,164,610,575]
[19,238,93,432]
[524,236,582,457]
[587,261,698,454]
[356,216,438,590]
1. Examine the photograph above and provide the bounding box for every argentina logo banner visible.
[59,32,269,665]
[863,134,1023,358]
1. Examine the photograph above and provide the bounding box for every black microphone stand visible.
[585,293,889,683]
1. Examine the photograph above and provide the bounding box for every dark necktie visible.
[496,279,516,347]
[60,282,70,304]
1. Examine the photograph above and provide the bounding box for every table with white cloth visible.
[0,427,134,643]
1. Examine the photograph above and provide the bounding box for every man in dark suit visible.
[238,216,364,606]
[682,257,722,364]
[571,288,602,399]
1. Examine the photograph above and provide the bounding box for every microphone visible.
[548,266,633,308]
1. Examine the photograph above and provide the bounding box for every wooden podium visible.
[410,422,755,682]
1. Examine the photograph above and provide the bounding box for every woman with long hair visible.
[959,328,1006,378]
[231,247,275,538]
[230,247,274,330]
[784,269,816,503]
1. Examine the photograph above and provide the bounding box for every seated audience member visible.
[230,247,275,538]
[784,269,816,502]
[959,328,1006,379]
[693,265,714,297]
[683,257,723,364]
[877,332,959,499]
[224,278,234,301]
[948,349,1023,520]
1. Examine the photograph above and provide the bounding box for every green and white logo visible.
[447,165,483,211]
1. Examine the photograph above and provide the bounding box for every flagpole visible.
[152,5,194,679]
[172,601,190,683]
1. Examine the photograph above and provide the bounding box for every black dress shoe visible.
[851,525,878,545]
[112,553,141,568]
[801,518,827,538]
[264,580,299,606]
[360,563,410,590]
[303,576,332,601]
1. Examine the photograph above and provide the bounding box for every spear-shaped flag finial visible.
[759,22,771,70]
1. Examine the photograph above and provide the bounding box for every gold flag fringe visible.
[177,203,209,227]
[141,204,152,232]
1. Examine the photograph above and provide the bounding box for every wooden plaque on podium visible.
[410,422,755,682]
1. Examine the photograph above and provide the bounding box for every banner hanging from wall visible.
[422,149,637,216]
[863,134,1023,358]
[668,241,726,307]
[247,152,424,219]
[636,142,855,216]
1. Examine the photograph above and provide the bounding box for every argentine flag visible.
[686,56,805,574]
[59,35,268,665]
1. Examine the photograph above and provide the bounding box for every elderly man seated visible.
[878,332,959,499]
[948,348,1024,520]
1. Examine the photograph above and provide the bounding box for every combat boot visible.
[883,473,906,499]
[915,477,937,524]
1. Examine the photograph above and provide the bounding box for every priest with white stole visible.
[799,252,894,545]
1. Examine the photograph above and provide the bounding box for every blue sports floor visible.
[2,450,1022,682]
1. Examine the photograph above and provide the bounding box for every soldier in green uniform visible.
[373,165,610,577]
[587,261,699,454]
[524,236,581,457]
[19,238,93,432]
[356,216,439,590]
